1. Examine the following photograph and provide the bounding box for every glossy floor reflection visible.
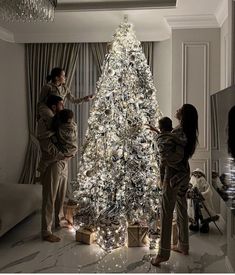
[0,211,229,273]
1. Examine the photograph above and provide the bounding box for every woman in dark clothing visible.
[151,104,198,266]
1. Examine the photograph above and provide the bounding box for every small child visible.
[38,109,78,173]
[146,117,187,188]
[158,117,187,188]
[51,109,78,158]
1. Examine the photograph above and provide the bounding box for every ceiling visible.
[0,0,227,43]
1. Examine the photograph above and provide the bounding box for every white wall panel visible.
[182,42,209,152]
[172,28,220,179]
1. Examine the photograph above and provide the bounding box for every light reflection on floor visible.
[0,211,229,273]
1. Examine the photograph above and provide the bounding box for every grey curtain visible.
[90,43,108,75]
[19,43,80,184]
[141,42,154,73]
[67,43,99,181]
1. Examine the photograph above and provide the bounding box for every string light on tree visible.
[72,20,162,251]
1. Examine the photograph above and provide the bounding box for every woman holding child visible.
[147,104,198,266]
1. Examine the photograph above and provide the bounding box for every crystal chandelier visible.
[0,0,57,22]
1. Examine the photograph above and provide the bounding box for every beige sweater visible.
[54,121,78,157]
[37,113,64,173]
[37,83,87,119]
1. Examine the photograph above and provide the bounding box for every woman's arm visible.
[66,90,94,104]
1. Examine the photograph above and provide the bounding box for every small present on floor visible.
[127,222,148,247]
[76,227,97,244]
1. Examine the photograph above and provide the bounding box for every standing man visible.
[38,95,70,242]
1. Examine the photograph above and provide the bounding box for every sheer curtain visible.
[19,43,80,184]
[68,41,154,181]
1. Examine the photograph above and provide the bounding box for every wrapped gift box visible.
[96,222,127,251]
[63,203,78,225]
[128,225,148,247]
[76,228,97,244]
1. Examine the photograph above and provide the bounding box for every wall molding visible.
[225,256,235,273]
[182,42,209,151]
[225,34,229,87]
[231,0,235,85]
[215,0,228,27]
[190,158,209,179]
[165,14,219,29]
[212,160,220,173]
[211,94,220,150]
[0,26,14,43]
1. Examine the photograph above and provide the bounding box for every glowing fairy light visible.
[71,21,162,251]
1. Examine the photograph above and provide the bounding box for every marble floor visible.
[0,211,230,273]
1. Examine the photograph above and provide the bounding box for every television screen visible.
[211,85,235,202]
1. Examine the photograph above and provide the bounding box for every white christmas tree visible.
[72,21,162,251]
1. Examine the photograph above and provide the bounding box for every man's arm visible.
[39,138,65,162]
[38,117,64,162]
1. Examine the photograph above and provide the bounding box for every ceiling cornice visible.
[165,14,219,29]
[215,0,228,27]
[56,0,177,11]
[0,26,14,43]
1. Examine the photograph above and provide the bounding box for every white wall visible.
[153,39,172,117]
[220,17,229,90]
[171,28,220,180]
[0,39,27,183]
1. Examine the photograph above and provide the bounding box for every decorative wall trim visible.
[211,94,219,150]
[212,160,220,173]
[225,256,234,273]
[182,42,209,151]
[165,14,219,29]
[215,0,228,27]
[190,158,209,180]
[225,34,229,87]
[0,26,14,43]
[231,0,235,85]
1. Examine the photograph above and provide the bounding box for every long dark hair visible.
[228,105,235,159]
[179,104,199,159]
[47,67,64,83]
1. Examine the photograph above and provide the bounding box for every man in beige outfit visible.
[38,95,70,242]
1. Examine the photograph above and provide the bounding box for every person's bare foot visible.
[59,223,73,229]
[42,234,61,242]
[55,219,73,230]
[171,245,189,255]
[151,255,169,266]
